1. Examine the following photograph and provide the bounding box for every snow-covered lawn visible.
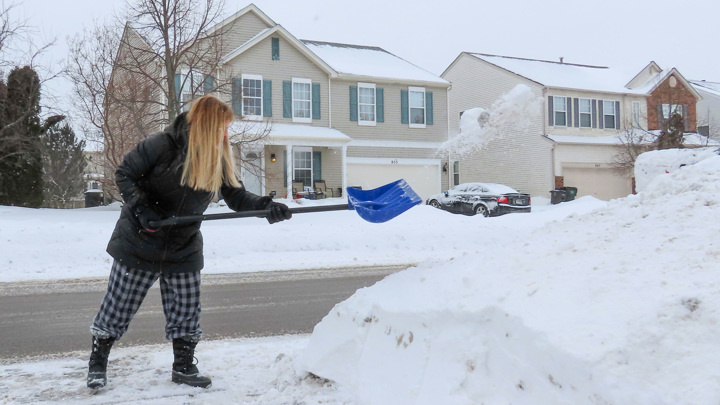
[1,155,719,403]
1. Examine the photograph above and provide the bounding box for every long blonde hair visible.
[181,95,241,191]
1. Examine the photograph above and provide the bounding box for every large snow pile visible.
[297,156,720,404]
[440,84,542,158]
[634,146,719,192]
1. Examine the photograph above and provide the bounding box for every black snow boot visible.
[171,338,212,388]
[87,336,116,389]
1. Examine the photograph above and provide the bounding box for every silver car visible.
[426,182,531,217]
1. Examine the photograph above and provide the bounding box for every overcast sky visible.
[18,0,720,117]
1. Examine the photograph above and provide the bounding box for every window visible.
[292,78,312,123]
[632,101,641,126]
[409,86,426,128]
[452,161,459,186]
[358,82,376,126]
[271,38,280,60]
[662,104,684,119]
[242,74,262,119]
[579,98,592,128]
[553,96,567,126]
[602,100,616,129]
[179,69,206,111]
[293,147,313,186]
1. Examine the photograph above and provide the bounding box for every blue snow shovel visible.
[149,179,422,227]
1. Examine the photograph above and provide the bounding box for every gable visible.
[215,11,275,58]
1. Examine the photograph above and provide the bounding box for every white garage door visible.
[562,167,632,200]
[347,161,441,201]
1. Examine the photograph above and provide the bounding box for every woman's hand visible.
[256,197,292,224]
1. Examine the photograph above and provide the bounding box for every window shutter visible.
[426,91,434,125]
[401,90,409,124]
[174,73,182,104]
[573,98,580,127]
[591,99,597,128]
[272,38,280,60]
[566,97,572,127]
[283,81,292,118]
[231,78,242,115]
[376,88,384,123]
[598,101,604,129]
[615,101,621,130]
[203,75,214,94]
[313,151,321,181]
[349,86,358,121]
[312,83,321,120]
[683,105,689,130]
[263,80,272,117]
[548,96,554,126]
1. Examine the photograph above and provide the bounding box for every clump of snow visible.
[634,146,719,192]
[296,155,720,404]
[440,84,542,158]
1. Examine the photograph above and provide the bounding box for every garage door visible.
[347,161,441,201]
[562,166,632,200]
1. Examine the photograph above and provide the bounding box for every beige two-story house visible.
[442,53,701,200]
[145,4,450,201]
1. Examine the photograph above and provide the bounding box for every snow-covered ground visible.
[1,155,719,403]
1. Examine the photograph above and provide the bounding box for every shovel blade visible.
[346,179,422,223]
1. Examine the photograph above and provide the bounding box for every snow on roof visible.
[268,123,352,146]
[469,53,645,95]
[303,40,449,85]
[691,80,720,97]
[548,132,720,146]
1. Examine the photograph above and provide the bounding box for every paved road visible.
[0,266,406,362]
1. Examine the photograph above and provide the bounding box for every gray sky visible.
[18,0,720,116]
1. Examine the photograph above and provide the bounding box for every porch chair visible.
[292,180,304,199]
[313,180,327,199]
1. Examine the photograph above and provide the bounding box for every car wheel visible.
[429,200,441,208]
[475,205,489,217]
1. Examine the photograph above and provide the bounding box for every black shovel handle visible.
[149,204,350,228]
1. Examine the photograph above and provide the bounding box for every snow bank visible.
[634,146,719,192]
[296,156,720,404]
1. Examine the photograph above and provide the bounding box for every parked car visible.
[426,182,531,217]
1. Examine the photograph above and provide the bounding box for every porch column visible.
[286,145,293,199]
[341,145,347,197]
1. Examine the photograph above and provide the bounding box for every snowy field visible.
[1,154,719,403]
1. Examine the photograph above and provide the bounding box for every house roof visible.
[301,40,449,86]
[691,80,720,98]
[467,53,642,94]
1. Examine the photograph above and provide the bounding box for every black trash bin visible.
[560,186,577,201]
[549,189,566,205]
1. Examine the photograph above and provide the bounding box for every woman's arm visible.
[115,133,166,211]
[220,182,266,212]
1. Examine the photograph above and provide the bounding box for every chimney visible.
[559,57,564,63]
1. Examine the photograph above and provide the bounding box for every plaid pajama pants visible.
[90,260,203,341]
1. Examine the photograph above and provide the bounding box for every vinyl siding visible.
[215,12,274,58]
[221,35,330,127]
[546,89,647,133]
[442,53,552,197]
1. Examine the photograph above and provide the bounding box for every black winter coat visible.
[106,113,265,274]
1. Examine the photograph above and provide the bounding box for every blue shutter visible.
[591,99,597,128]
[615,101,621,130]
[231,78,242,115]
[598,101,604,129]
[272,38,280,60]
[263,80,272,117]
[426,91,433,125]
[312,83,320,120]
[566,97,572,127]
[573,98,580,128]
[313,151,321,182]
[548,96,554,126]
[349,86,358,121]
[283,81,292,118]
[174,73,182,105]
[376,88,384,123]
[203,75,214,94]
[401,90,409,124]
